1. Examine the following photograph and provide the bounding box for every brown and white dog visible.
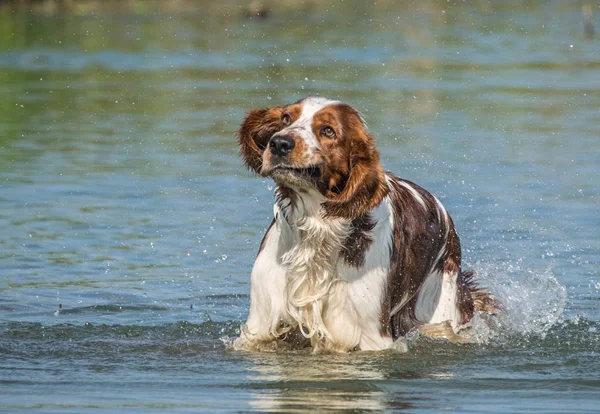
[234,96,494,353]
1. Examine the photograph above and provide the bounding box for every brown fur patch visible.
[237,106,285,173]
[460,270,503,315]
[317,104,389,219]
[341,213,376,267]
[381,176,453,338]
[281,103,302,126]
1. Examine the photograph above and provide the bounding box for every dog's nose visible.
[269,135,295,157]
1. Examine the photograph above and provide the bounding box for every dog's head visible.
[238,97,388,218]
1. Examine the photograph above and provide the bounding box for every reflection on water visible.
[245,352,396,412]
[242,347,464,411]
[249,389,393,412]
[0,0,599,412]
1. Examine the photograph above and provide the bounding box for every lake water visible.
[1,1,599,412]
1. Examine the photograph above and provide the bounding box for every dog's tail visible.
[460,270,503,316]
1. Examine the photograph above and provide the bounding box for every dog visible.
[234,97,494,353]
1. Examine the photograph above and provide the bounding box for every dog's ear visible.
[322,107,388,219]
[237,106,284,173]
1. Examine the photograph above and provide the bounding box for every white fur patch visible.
[234,219,290,350]
[281,190,350,347]
[397,180,427,210]
[433,195,449,229]
[279,97,340,156]
[416,270,460,329]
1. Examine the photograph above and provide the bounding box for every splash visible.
[468,263,567,340]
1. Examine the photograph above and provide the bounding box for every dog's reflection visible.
[241,349,447,412]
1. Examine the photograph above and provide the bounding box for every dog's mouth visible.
[272,164,321,178]
[266,164,323,186]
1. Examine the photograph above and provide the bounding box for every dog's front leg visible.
[234,222,289,349]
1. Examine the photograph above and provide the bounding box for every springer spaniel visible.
[234,97,494,353]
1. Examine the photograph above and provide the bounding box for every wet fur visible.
[235,97,496,353]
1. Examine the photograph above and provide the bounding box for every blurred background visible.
[0,0,599,412]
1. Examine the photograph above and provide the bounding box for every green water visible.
[1,1,599,412]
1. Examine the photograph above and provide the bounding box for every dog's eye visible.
[322,126,336,138]
[281,114,291,126]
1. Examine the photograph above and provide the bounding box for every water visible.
[1,1,599,412]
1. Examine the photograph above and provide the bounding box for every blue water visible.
[1,1,599,412]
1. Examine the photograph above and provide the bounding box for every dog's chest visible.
[281,215,349,284]
[279,215,356,349]
[273,197,393,351]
